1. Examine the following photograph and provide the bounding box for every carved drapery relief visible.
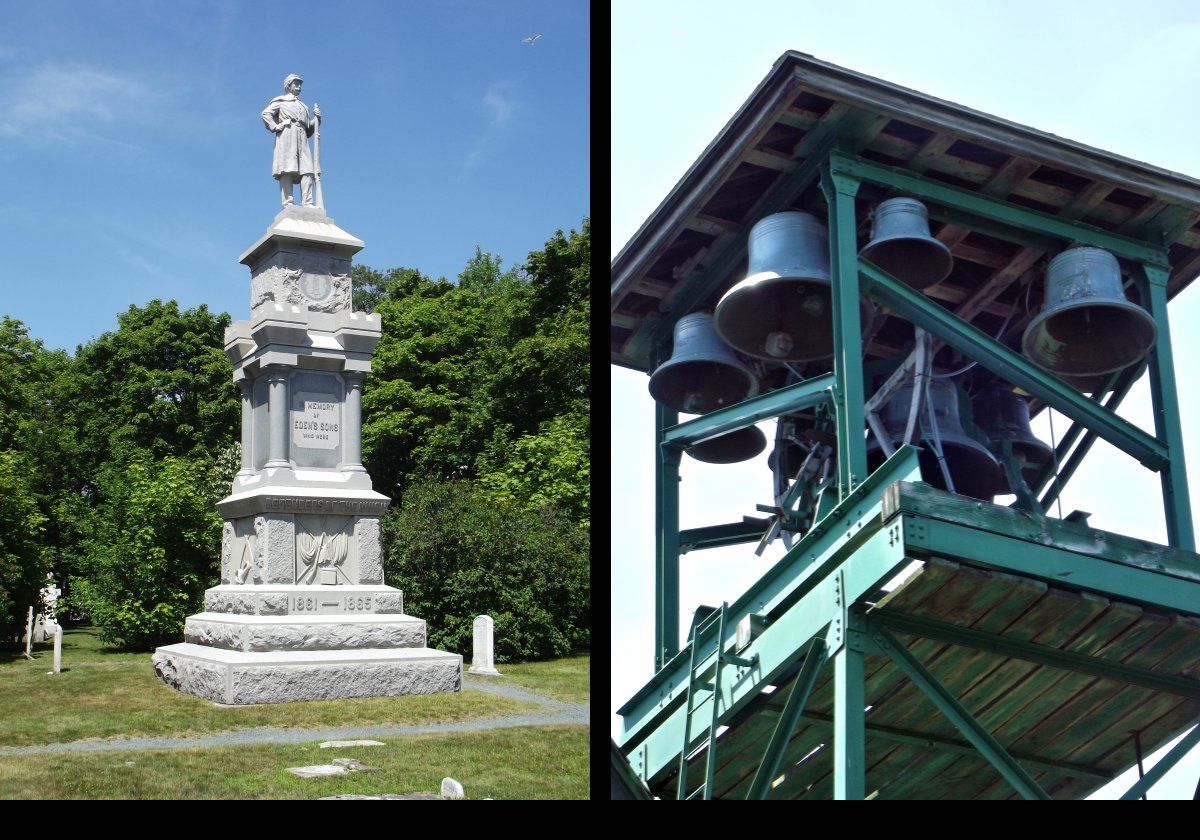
[295,514,353,584]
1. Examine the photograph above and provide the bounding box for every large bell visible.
[686,426,767,464]
[648,312,759,414]
[860,197,953,289]
[867,377,1001,501]
[973,386,1053,493]
[713,211,871,363]
[1022,247,1157,376]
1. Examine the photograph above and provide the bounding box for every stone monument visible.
[152,76,462,705]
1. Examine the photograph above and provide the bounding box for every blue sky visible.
[613,0,1200,799]
[1,0,589,353]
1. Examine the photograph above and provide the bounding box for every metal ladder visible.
[676,602,756,800]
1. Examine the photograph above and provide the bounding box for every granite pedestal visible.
[154,206,461,704]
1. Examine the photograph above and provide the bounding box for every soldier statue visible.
[261,73,323,208]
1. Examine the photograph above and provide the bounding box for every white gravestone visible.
[468,615,501,676]
[23,606,34,659]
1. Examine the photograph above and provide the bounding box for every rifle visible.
[313,102,325,210]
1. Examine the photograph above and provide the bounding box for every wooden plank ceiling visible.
[612,52,1200,395]
[658,558,1200,800]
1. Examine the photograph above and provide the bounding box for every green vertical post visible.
[655,400,682,671]
[1141,265,1195,551]
[833,605,866,799]
[822,165,867,497]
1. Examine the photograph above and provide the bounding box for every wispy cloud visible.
[462,80,521,174]
[0,62,158,148]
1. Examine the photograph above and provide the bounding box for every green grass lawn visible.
[1,628,588,749]
[489,654,590,703]
[0,727,589,799]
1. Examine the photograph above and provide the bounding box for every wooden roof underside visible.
[611,52,1200,378]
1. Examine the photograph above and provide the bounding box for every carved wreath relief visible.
[250,260,350,313]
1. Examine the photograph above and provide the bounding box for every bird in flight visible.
[522,34,542,45]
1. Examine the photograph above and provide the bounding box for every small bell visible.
[860,197,954,289]
[648,312,759,414]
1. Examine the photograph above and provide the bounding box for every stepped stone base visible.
[204,584,403,616]
[152,643,462,705]
[185,612,428,652]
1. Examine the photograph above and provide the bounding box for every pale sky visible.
[612,0,1200,799]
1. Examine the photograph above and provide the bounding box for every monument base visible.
[152,643,462,705]
[154,583,462,705]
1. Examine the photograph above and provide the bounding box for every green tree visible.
[72,300,238,473]
[0,450,48,642]
[73,454,224,649]
[479,413,590,527]
[383,478,589,661]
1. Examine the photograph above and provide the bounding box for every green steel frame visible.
[634,147,1198,798]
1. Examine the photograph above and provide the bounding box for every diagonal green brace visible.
[869,622,1051,800]
[858,258,1168,471]
[1119,721,1200,800]
[746,635,828,800]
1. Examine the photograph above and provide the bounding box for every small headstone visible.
[318,739,385,749]
[51,626,62,674]
[288,764,351,778]
[441,777,465,799]
[320,794,419,800]
[23,606,34,659]
[332,758,379,771]
[468,615,501,676]
[287,757,380,778]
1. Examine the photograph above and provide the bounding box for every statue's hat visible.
[283,73,303,86]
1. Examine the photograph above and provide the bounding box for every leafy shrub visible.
[72,455,223,649]
[383,478,589,661]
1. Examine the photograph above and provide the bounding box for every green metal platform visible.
[618,454,1200,799]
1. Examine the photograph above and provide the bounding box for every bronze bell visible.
[860,197,954,289]
[1022,247,1157,376]
[714,211,872,362]
[648,312,759,414]
[867,377,1001,501]
[686,425,767,464]
[973,386,1053,493]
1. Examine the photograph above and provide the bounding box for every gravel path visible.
[0,677,588,757]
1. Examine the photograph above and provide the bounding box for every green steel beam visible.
[885,480,1200,584]
[869,622,1051,800]
[1141,265,1196,551]
[834,608,868,799]
[903,515,1200,615]
[680,519,771,554]
[791,711,1114,783]
[746,636,828,800]
[661,373,835,450]
[874,610,1200,698]
[1119,721,1200,800]
[858,258,1169,471]
[822,165,869,497]
[618,450,922,786]
[925,204,1063,253]
[829,150,1170,267]
[655,402,681,672]
[1032,365,1141,507]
